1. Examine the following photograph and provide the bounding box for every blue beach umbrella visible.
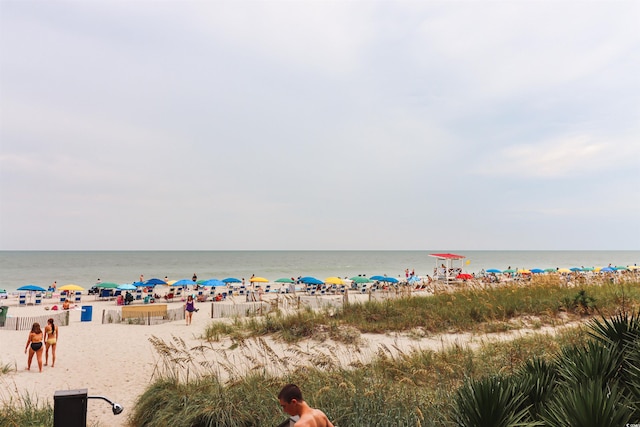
[202,279,226,287]
[17,284,47,292]
[486,269,502,274]
[145,278,168,286]
[171,279,194,287]
[117,284,136,291]
[530,268,545,274]
[379,277,399,283]
[601,267,615,273]
[222,278,241,283]
[570,267,583,272]
[299,276,323,285]
[407,276,421,283]
[370,275,387,281]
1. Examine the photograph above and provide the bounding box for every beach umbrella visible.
[628,266,639,270]
[166,280,177,285]
[222,277,242,283]
[544,268,557,273]
[133,281,146,287]
[456,273,473,280]
[582,267,595,271]
[202,279,226,287]
[530,268,544,274]
[299,276,323,285]
[250,276,269,283]
[196,279,208,284]
[17,284,47,292]
[172,279,194,287]
[486,269,502,274]
[379,277,399,283]
[503,269,516,274]
[59,284,85,291]
[324,277,344,285]
[349,276,371,284]
[570,267,583,272]
[601,267,615,273]
[145,278,167,286]
[557,268,571,274]
[370,275,387,281]
[117,284,136,291]
[274,278,294,283]
[615,266,628,271]
[517,269,531,274]
[96,282,119,289]
[407,276,421,283]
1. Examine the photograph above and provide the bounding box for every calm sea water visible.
[0,250,638,292]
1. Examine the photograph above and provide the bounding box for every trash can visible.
[0,306,8,327]
[80,306,92,322]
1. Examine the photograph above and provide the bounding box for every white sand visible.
[0,289,562,426]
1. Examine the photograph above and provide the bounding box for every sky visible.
[0,1,639,251]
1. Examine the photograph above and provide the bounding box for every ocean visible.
[0,250,638,293]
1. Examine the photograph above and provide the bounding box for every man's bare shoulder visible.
[296,409,334,427]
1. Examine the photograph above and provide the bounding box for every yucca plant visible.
[540,379,632,427]
[554,340,622,386]
[452,375,540,427]
[514,357,557,420]
[587,310,640,356]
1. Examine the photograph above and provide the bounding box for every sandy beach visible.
[0,287,562,426]
[0,290,402,426]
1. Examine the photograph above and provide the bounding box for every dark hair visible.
[278,384,302,403]
[48,318,55,333]
[31,322,42,334]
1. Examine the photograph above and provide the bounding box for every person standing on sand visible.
[44,318,58,367]
[278,384,334,427]
[25,322,44,372]
[184,295,196,325]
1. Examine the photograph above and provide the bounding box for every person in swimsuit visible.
[44,318,59,367]
[278,384,334,427]
[25,322,44,372]
[184,295,196,325]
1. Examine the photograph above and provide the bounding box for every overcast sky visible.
[1,1,638,250]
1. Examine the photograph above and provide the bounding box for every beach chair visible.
[136,289,142,300]
[74,291,82,303]
[35,293,42,305]
[59,294,66,303]
[19,293,27,306]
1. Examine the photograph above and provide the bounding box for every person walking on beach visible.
[192,273,197,282]
[44,318,58,367]
[25,322,44,372]
[184,295,196,325]
[278,383,334,427]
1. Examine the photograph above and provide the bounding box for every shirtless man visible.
[278,383,334,427]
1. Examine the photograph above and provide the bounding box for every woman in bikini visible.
[44,318,59,367]
[25,322,44,372]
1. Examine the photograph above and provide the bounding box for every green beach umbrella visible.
[350,276,371,284]
[97,282,119,289]
[582,267,595,271]
[544,268,557,273]
[274,278,294,283]
[503,269,516,274]
[615,266,628,271]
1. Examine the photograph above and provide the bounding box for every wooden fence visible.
[0,310,70,331]
[101,306,185,325]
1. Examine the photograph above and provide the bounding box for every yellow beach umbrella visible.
[594,267,603,272]
[517,269,530,274]
[324,277,344,285]
[59,284,85,291]
[249,276,269,283]
[557,268,571,274]
[628,266,639,270]
[166,280,177,285]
